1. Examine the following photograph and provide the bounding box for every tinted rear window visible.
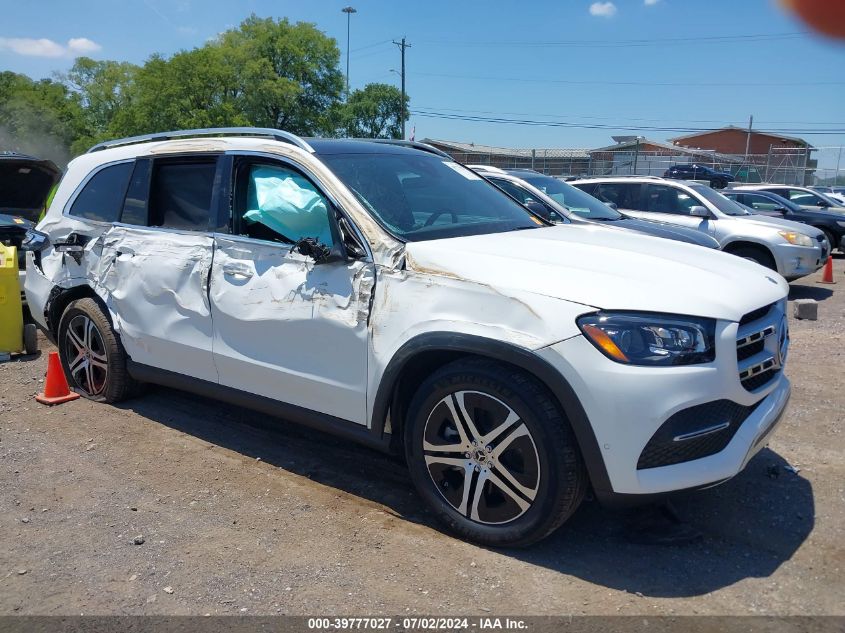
[148,160,217,231]
[68,162,133,223]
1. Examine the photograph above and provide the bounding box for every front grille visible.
[739,303,772,326]
[742,369,779,392]
[737,339,765,361]
[637,399,763,469]
[736,303,785,393]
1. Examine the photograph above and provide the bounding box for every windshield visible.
[687,183,752,216]
[518,173,621,220]
[319,153,541,241]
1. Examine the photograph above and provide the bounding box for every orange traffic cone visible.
[819,257,836,284]
[35,351,80,405]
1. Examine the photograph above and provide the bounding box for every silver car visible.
[572,176,827,281]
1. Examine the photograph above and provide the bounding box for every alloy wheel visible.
[63,314,109,396]
[422,390,541,525]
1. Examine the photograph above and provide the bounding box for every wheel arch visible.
[372,332,612,495]
[45,283,103,341]
[722,239,778,269]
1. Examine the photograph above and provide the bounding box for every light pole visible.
[342,6,356,100]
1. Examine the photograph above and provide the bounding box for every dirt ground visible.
[1,256,843,616]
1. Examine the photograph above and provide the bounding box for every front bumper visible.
[536,308,790,497]
[772,242,824,279]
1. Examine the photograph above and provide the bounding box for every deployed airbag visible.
[244,166,332,244]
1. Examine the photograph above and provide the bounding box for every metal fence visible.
[445,145,845,186]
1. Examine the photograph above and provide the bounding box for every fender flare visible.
[372,332,613,495]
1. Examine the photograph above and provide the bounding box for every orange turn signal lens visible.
[580,323,630,363]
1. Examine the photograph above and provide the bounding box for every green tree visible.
[0,71,85,166]
[60,57,139,153]
[341,83,409,139]
[109,15,345,138]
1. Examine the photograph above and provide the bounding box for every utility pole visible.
[342,6,356,100]
[393,37,411,139]
[744,114,753,161]
[633,136,641,174]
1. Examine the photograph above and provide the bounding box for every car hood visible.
[404,224,788,323]
[734,213,825,237]
[612,217,720,248]
[0,155,61,223]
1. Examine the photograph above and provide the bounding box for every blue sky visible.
[2,0,844,163]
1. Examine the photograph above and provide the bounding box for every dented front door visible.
[96,225,217,382]
[209,235,374,425]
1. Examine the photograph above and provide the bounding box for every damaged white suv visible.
[26,129,791,546]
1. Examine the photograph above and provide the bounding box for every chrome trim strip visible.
[673,421,731,443]
[736,325,776,349]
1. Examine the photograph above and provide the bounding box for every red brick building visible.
[670,126,808,154]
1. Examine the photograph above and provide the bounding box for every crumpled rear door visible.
[95,225,217,382]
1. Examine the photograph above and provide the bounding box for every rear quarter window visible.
[68,162,134,223]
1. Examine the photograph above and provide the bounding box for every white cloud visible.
[589,2,618,18]
[0,37,65,57]
[67,37,102,54]
[644,0,660,5]
[0,36,102,57]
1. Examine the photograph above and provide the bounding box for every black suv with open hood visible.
[0,152,61,272]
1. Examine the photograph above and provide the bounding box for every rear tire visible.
[405,357,587,547]
[57,297,140,403]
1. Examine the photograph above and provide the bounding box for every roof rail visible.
[86,127,314,154]
[466,164,507,174]
[361,139,452,159]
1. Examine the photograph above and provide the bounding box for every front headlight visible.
[577,312,716,366]
[778,230,813,247]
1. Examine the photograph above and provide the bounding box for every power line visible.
[412,71,835,88]
[410,109,845,135]
[415,31,806,49]
[413,105,845,127]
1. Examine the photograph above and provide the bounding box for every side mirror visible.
[689,205,711,218]
[524,200,552,221]
[337,215,367,259]
[605,202,618,211]
[292,237,345,264]
[817,200,830,208]
[774,206,788,215]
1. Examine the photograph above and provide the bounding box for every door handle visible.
[222,264,253,280]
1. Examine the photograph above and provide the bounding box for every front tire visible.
[57,297,139,403]
[728,245,777,271]
[405,358,586,547]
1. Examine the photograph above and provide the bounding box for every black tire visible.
[710,178,726,189]
[821,229,837,254]
[23,323,38,355]
[728,245,777,271]
[57,297,140,403]
[405,357,587,547]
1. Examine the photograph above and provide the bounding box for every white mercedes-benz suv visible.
[25,129,791,546]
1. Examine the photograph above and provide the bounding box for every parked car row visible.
[19,129,799,546]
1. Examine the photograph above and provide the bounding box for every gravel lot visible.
[1,256,843,616]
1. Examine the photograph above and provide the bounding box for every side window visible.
[642,184,701,215]
[787,189,819,206]
[68,162,133,222]
[235,162,333,245]
[148,159,217,231]
[492,179,533,204]
[593,183,638,209]
[120,159,151,225]
[745,194,778,211]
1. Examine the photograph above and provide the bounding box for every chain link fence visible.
[438,144,845,186]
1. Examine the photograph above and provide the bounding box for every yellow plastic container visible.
[0,244,26,354]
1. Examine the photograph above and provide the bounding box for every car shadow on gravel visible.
[119,388,814,599]
[788,285,834,301]
[509,448,814,597]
